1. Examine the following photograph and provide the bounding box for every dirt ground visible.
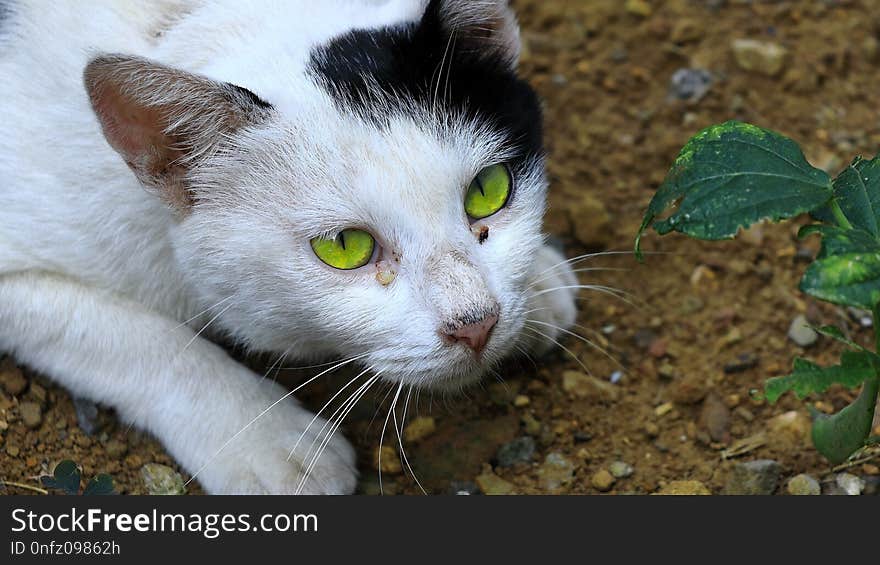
[3,0,880,496]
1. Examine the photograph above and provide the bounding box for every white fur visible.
[0,0,577,494]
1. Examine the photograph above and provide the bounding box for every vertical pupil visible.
[475,175,486,197]
[338,231,346,250]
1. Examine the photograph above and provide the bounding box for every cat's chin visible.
[377,353,495,394]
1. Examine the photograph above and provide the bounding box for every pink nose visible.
[443,314,498,355]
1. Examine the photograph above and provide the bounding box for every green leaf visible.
[812,376,880,464]
[41,460,81,495]
[813,155,880,235]
[764,351,879,404]
[814,325,869,351]
[799,225,880,308]
[83,474,115,496]
[635,121,833,257]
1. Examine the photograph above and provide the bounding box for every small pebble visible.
[669,68,713,102]
[140,463,185,495]
[836,473,865,496]
[374,446,402,475]
[475,467,515,495]
[573,431,592,443]
[18,401,43,429]
[724,353,759,374]
[537,453,576,491]
[654,402,673,417]
[591,469,615,492]
[732,39,788,76]
[786,474,821,496]
[609,461,634,479]
[699,393,730,443]
[0,358,27,396]
[403,416,436,443]
[496,437,536,468]
[787,315,818,347]
[72,397,102,436]
[655,480,711,495]
[657,363,676,380]
[724,459,782,495]
[513,395,531,407]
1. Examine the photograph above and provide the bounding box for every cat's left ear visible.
[424,0,521,67]
[84,55,272,213]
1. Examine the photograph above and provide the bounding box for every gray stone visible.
[609,461,634,479]
[18,401,42,429]
[836,473,865,496]
[537,453,575,491]
[732,39,788,76]
[140,464,186,495]
[788,315,818,347]
[496,437,536,468]
[786,474,820,495]
[73,397,101,436]
[724,459,782,495]
[669,68,713,102]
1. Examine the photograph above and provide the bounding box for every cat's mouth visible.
[367,330,515,393]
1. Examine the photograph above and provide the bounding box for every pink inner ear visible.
[92,87,172,173]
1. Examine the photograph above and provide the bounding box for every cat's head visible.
[85,0,546,391]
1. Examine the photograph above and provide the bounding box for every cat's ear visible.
[84,55,272,213]
[423,0,521,67]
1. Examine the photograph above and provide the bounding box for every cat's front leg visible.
[0,272,357,494]
[519,243,579,355]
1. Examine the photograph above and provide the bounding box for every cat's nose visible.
[442,313,498,355]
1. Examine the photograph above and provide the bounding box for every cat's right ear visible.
[84,55,272,213]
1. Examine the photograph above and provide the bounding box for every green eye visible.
[464,164,512,219]
[310,229,375,270]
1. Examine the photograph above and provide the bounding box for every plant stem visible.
[873,303,880,353]
[830,200,854,230]
[0,480,49,495]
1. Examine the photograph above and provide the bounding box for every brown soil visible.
[3,0,880,496]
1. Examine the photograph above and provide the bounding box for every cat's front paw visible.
[193,387,358,495]
[520,244,578,356]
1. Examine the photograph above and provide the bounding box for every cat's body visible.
[0,0,578,494]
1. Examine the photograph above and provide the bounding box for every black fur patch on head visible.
[228,84,274,111]
[308,0,542,166]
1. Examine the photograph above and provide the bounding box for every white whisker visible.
[179,301,235,354]
[527,266,629,290]
[296,374,380,494]
[169,295,233,332]
[184,353,368,487]
[521,325,592,376]
[527,319,624,371]
[287,365,373,463]
[396,385,427,495]
[379,382,403,495]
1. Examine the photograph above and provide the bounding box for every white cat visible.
[0,0,578,494]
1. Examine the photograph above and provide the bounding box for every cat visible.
[0,0,579,494]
